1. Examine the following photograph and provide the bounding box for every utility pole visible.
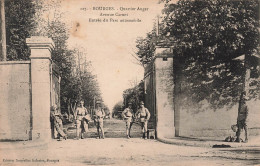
[0,0,7,61]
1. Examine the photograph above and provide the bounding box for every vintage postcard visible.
[0,0,259,165]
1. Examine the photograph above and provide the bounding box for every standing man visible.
[236,92,249,143]
[122,102,134,139]
[94,101,105,139]
[75,100,89,139]
[135,101,150,139]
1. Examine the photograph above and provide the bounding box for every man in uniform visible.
[135,101,150,139]
[236,92,249,143]
[50,106,67,140]
[93,101,105,139]
[122,102,134,139]
[75,100,89,139]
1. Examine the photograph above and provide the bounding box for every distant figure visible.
[224,124,243,142]
[122,102,134,139]
[75,100,89,139]
[50,106,67,140]
[236,92,249,143]
[135,101,150,139]
[93,101,105,139]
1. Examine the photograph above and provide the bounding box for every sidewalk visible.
[157,135,260,148]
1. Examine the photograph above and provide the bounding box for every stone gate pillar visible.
[26,36,55,141]
[154,47,175,139]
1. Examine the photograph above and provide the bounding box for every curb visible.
[157,137,210,147]
[157,137,260,148]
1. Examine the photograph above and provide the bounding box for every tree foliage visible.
[112,101,124,118]
[135,27,157,65]
[136,0,260,111]
[5,0,103,118]
[164,0,259,110]
[122,81,144,112]
[5,0,36,60]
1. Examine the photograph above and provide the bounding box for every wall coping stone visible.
[0,61,31,65]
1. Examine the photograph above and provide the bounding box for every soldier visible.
[75,100,89,139]
[236,92,249,143]
[135,101,150,139]
[93,101,105,139]
[50,106,67,140]
[122,102,134,139]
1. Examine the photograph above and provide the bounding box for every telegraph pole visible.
[0,0,7,61]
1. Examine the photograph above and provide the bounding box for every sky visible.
[60,0,164,110]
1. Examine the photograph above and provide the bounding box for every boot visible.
[244,126,248,143]
[81,133,84,139]
[144,132,147,140]
[142,133,145,139]
[235,128,241,143]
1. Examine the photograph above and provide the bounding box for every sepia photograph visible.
[0,0,260,165]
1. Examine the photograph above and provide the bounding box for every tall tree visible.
[164,0,259,111]
[0,0,7,61]
[135,25,157,65]
[137,0,259,112]
[33,0,102,118]
[5,0,36,60]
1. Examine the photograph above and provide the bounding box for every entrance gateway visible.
[0,37,60,141]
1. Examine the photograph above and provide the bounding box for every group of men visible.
[52,91,248,142]
[121,101,150,139]
[75,100,105,139]
[73,100,151,140]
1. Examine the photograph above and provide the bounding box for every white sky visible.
[61,0,164,110]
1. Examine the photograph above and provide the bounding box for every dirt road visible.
[1,119,259,166]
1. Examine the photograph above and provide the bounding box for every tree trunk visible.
[0,0,7,61]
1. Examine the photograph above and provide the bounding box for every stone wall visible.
[0,61,31,140]
[178,99,260,140]
[0,36,56,141]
